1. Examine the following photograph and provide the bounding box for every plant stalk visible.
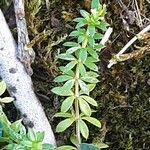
[75,63,81,144]
[75,36,88,145]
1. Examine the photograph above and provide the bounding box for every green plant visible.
[0,80,54,150]
[0,106,55,150]
[0,81,14,104]
[0,80,14,141]
[51,0,109,149]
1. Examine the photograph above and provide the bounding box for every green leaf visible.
[10,145,26,150]
[88,37,95,47]
[87,57,99,62]
[5,143,25,150]
[61,96,75,112]
[88,25,95,37]
[0,106,11,126]
[79,119,89,139]
[82,117,101,128]
[91,0,100,9]
[57,53,76,61]
[0,123,3,137]
[69,30,80,37]
[69,29,85,37]
[54,112,72,118]
[66,47,80,54]
[66,71,75,77]
[0,80,6,96]
[79,143,100,150]
[70,134,78,146]
[63,79,75,90]
[78,35,85,43]
[81,76,99,84]
[80,95,97,106]
[78,79,89,95]
[73,17,85,22]
[97,21,109,31]
[0,137,10,143]
[94,44,105,51]
[79,49,87,63]
[86,71,99,77]
[59,67,75,76]
[56,118,74,132]
[84,61,98,72]
[78,63,86,76]
[87,47,99,59]
[94,142,109,149]
[99,5,107,18]
[75,20,87,28]
[11,119,26,134]
[63,42,79,47]
[54,75,73,82]
[36,132,45,142]
[51,87,73,96]
[80,84,96,95]
[8,128,23,141]
[0,97,14,103]
[87,84,96,92]
[20,140,32,147]
[94,33,103,39]
[56,145,77,150]
[80,10,90,20]
[63,61,77,72]
[78,97,91,116]
[27,128,36,141]
[42,143,55,150]
[91,9,99,20]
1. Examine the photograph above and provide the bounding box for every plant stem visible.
[75,36,88,145]
[75,63,81,144]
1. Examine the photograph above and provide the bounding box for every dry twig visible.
[108,24,150,68]
[100,27,113,45]
[13,0,35,76]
